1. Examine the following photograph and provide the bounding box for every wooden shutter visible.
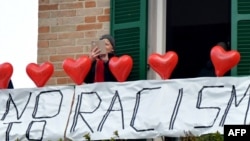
[231,0,250,76]
[110,0,148,81]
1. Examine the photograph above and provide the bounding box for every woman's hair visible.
[216,42,228,50]
[100,34,116,50]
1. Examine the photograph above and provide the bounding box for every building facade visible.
[38,0,250,86]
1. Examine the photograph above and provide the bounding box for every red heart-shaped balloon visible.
[62,56,91,85]
[148,51,178,80]
[26,62,54,87]
[210,45,241,77]
[109,55,133,82]
[0,62,13,89]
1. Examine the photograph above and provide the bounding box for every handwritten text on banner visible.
[1,77,250,140]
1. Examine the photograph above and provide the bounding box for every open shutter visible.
[231,0,250,76]
[110,0,148,81]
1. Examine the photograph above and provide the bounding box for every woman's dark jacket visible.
[84,54,116,83]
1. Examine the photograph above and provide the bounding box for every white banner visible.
[1,77,250,140]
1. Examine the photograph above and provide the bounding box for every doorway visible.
[166,0,231,78]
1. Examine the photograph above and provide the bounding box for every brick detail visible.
[57,77,74,85]
[45,78,57,86]
[59,2,83,10]
[85,1,96,8]
[76,23,102,31]
[39,4,58,11]
[39,18,57,26]
[39,26,50,33]
[58,32,84,39]
[50,10,76,18]
[51,25,76,33]
[39,34,58,40]
[84,31,97,38]
[52,62,64,70]
[39,12,50,18]
[58,17,84,25]
[56,46,84,54]
[104,8,110,14]
[38,40,49,48]
[97,15,109,22]
[38,48,57,55]
[38,55,49,64]
[50,39,75,47]
[49,54,75,62]
[85,16,96,23]
[54,70,67,77]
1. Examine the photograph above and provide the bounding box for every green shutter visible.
[110,0,148,81]
[231,0,250,76]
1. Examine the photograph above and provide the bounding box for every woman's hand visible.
[89,46,101,61]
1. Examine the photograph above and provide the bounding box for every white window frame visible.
[147,0,167,79]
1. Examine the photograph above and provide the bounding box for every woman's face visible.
[103,39,114,53]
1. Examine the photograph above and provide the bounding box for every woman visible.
[84,34,117,83]
[85,35,146,141]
